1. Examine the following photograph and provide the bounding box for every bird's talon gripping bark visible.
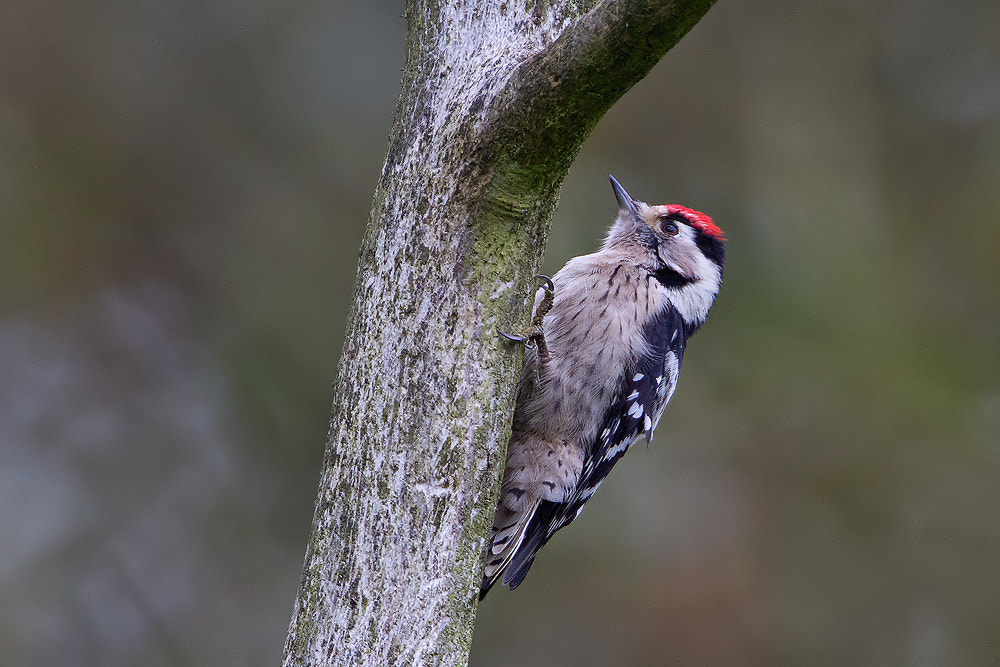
[532,275,555,326]
[500,330,531,345]
[530,276,554,360]
[500,325,543,348]
[500,275,555,356]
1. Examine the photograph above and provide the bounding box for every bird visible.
[480,174,726,599]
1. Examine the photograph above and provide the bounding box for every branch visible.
[491,0,717,173]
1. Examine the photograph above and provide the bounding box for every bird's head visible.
[604,174,726,323]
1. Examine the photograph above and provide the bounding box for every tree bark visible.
[282,1,715,665]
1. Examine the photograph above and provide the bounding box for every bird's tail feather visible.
[501,499,562,589]
[481,497,569,599]
[480,498,540,600]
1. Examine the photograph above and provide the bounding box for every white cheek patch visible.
[653,225,722,325]
[655,225,695,273]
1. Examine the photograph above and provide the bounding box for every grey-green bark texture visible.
[281,1,715,665]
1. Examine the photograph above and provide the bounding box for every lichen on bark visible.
[282,2,716,666]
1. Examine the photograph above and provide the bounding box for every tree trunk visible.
[282,1,715,665]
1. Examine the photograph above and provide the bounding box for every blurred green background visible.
[2,1,998,665]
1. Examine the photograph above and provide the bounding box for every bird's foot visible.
[501,275,555,359]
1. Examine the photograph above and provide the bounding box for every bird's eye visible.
[660,219,679,236]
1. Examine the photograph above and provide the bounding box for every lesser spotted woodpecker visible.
[481,175,725,599]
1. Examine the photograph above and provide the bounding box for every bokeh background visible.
[3,1,999,664]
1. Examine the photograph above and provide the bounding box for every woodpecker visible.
[481,175,725,599]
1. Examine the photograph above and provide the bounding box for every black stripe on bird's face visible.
[650,264,696,289]
[694,230,726,268]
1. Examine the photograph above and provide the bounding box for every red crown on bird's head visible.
[663,205,725,241]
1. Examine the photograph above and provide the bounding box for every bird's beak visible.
[609,174,638,216]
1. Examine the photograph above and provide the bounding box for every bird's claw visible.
[500,325,543,349]
[532,275,554,325]
[500,275,555,358]
[500,330,530,344]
